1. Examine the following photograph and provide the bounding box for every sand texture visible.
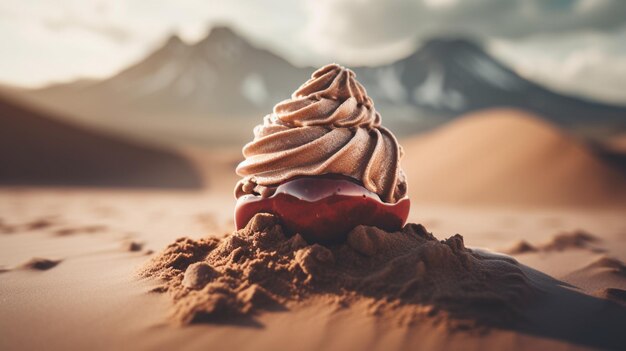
[142,213,534,327]
[2,109,626,350]
[1,186,625,351]
[402,108,626,207]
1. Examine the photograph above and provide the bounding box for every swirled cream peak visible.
[274,63,381,128]
[235,63,407,203]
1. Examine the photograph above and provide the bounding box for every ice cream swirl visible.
[235,64,407,203]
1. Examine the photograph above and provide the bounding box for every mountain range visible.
[20,26,626,146]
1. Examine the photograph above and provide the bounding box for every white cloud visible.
[302,0,626,103]
[303,0,626,60]
[423,0,459,9]
[488,26,626,104]
[0,0,307,87]
[0,0,624,105]
[0,3,144,86]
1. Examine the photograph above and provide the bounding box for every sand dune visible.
[504,230,604,254]
[563,256,626,294]
[402,108,626,207]
[0,95,202,188]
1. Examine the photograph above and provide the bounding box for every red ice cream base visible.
[235,176,410,243]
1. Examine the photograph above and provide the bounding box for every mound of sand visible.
[0,95,202,188]
[505,230,603,254]
[563,256,626,294]
[402,108,626,207]
[141,213,535,326]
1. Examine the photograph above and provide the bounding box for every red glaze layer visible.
[235,176,410,243]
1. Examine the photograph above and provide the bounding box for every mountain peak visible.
[159,33,187,53]
[166,33,183,43]
[191,25,257,62]
[199,25,243,45]
[419,37,484,55]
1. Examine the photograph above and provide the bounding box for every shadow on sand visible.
[504,261,626,350]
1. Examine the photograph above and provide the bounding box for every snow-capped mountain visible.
[24,27,626,145]
[356,38,626,128]
[32,27,310,118]
[97,27,310,114]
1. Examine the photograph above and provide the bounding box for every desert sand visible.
[403,108,626,207]
[1,109,626,351]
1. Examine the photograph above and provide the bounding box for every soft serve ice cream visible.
[234,64,410,242]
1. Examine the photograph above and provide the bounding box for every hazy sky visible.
[1,0,625,103]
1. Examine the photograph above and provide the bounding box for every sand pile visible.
[142,214,535,326]
[402,108,626,206]
[505,230,603,254]
[563,256,626,300]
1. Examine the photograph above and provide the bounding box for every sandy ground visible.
[1,109,625,350]
[1,181,624,350]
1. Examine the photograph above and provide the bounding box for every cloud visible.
[303,0,626,63]
[0,0,308,87]
[301,0,626,103]
[488,25,626,104]
[42,17,132,43]
[0,0,624,104]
